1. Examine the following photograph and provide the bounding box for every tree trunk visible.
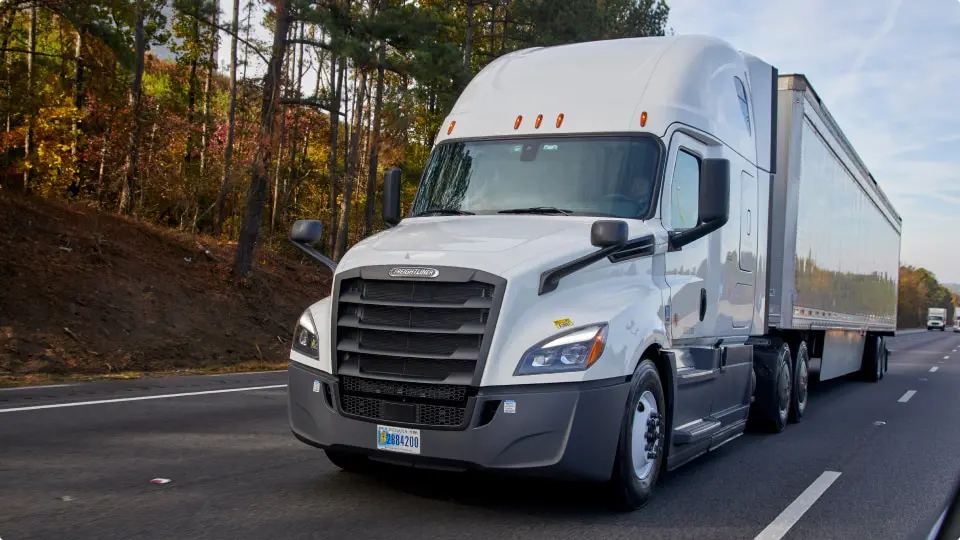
[233,0,291,278]
[23,6,36,191]
[363,54,385,237]
[277,21,305,229]
[119,1,146,215]
[1,10,15,164]
[71,28,84,161]
[334,68,368,260]
[463,0,475,70]
[327,56,344,254]
[215,0,242,238]
[183,1,201,181]
[199,0,218,180]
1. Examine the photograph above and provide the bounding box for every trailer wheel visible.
[749,343,791,433]
[324,450,371,473]
[607,358,666,511]
[789,341,809,423]
[861,335,883,383]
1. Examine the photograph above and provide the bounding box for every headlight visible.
[514,324,607,375]
[292,310,320,358]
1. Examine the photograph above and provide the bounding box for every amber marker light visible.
[535,114,543,129]
[446,120,456,135]
[556,113,565,128]
[640,111,648,127]
[514,115,523,130]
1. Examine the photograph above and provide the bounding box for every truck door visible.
[660,132,712,343]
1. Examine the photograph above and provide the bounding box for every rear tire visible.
[749,343,792,433]
[789,341,809,423]
[325,449,371,473]
[861,335,883,382]
[607,358,666,511]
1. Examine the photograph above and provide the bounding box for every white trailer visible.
[286,35,902,510]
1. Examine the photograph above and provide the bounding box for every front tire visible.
[608,359,666,511]
[789,341,809,423]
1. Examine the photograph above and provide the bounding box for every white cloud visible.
[669,0,960,283]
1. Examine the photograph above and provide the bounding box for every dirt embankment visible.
[0,192,330,386]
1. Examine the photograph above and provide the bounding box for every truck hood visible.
[338,215,653,278]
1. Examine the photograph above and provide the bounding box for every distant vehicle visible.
[954,317,960,333]
[287,35,902,509]
[928,308,947,331]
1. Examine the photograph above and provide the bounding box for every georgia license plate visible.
[376,425,421,455]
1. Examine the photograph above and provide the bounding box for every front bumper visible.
[288,362,631,482]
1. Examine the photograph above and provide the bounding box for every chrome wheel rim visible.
[631,390,661,481]
[777,360,791,420]
[796,355,808,411]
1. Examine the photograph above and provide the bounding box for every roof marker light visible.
[556,113,564,128]
[535,114,543,129]
[447,120,456,135]
[640,111,648,127]
[514,115,523,130]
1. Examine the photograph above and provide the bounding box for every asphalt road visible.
[2,330,960,540]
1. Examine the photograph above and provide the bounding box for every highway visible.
[2,331,960,540]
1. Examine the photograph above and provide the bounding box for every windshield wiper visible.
[498,206,573,215]
[413,208,475,217]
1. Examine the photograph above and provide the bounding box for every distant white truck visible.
[928,308,947,331]
[286,35,902,510]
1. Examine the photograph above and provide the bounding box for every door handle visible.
[699,288,707,321]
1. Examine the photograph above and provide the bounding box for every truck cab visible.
[928,308,947,331]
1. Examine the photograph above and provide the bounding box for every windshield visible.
[412,136,661,218]
[930,316,944,321]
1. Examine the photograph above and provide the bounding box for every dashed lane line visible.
[753,471,842,540]
[930,366,939,372]
[0,384,288,413]
[898,390,917,403]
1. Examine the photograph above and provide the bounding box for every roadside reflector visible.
[535,114,543,129]
[514,115,523,130]
[447,120,456,135]
[556,113,564,128]
[640,111,648,127]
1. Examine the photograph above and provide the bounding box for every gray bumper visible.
[288,362,631,482]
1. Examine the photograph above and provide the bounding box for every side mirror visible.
[669,158,730,250]
[698,158,730,224]
[291,219,324,247]
[382,168,402,227]
[290,219,337,271]
[591,220,629,248]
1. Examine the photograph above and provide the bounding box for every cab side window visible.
[670,150,701,230]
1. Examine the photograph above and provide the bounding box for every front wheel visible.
[608,359,667,511]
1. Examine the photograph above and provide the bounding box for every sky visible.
[667,0,960,284]
[157,0,960,284]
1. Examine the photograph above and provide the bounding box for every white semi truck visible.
[928,308,947,331]
[286,35,902,509]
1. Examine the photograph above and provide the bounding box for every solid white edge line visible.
[898,390,917,403]
[0,384,288,413]
[930,366,939,372]
[753,470,842,540]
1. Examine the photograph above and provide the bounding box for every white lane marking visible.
[753,470,842,540]
[930,366,939,372]
[0,383,75,392]
[898,390,917,403]
[0,385,287,413]
[945,356,951,360]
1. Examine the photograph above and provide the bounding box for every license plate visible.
[376,425,421,455]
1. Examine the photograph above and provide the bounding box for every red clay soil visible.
[0,191,330,384]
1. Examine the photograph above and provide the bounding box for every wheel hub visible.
[631,390,661,481]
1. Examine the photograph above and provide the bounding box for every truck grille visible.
[331,267,504,429]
